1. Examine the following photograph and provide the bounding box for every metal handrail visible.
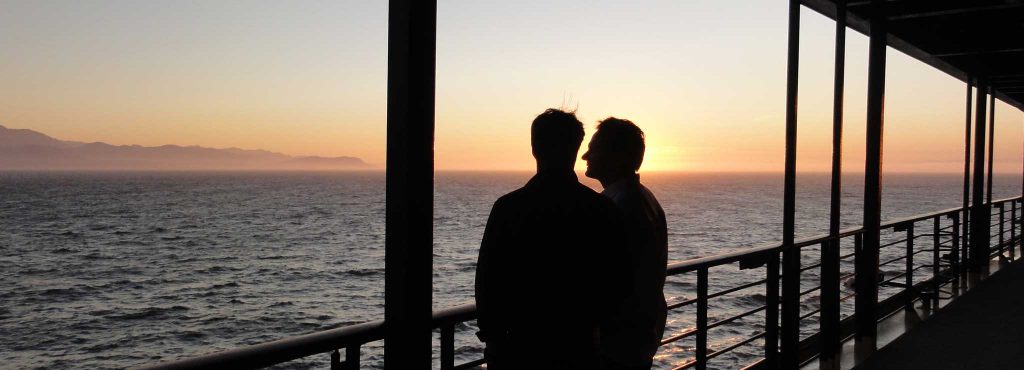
[134,304,475,370]
[136,197,1023,370]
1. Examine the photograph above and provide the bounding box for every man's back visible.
[600,174,669,368]
[475,172,629,369]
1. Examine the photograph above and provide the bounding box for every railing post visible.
[780,0,801,367]
[697,268,709,370]
[987,91,996,206]
[765,252,780,369]
[1011,200,1017,260]
[962,78,973,269]
[384,0,437,369]
[440,324,455,370]
[346,345,361,370]
[821,0,846,366]
[905,224,914,310]
[999,203,1006,258]
[857,0,886,353]
[331,349,342,370]
[970,78,990,270]
[951,213,961,271]
[933,217,941,282]
[820,241,841,368]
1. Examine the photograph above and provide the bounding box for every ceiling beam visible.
[889,4,1024,20]
[934,48,1024,57]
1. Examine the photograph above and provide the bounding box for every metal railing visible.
[136,197,1024,370]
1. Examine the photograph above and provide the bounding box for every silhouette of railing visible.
[135,196,1023,370]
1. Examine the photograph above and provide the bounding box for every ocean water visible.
[1,171,1020,369]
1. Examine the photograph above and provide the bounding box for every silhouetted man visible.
[583,118,668,370]
[475,109,630,370]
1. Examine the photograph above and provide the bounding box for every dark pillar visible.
[780,0,801,367]
[987,91,996,205]
[971,79,990,270]
[384,1,436,369]
[857,0,886,352]
[962,79,973,267]
[820,0,845,366]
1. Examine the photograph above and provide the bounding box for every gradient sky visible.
[2,0,1022,173]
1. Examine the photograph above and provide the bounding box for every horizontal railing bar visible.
[707,306,766,331]
[667,242,780,275]
[675,332,768,370]
[137,197,1022,370]
[661,327,699,346]
[879,238,908,249]
[880,265,930,286]
[800,308,822,321]
[453,358,486,370]
[709,279,768,301]
[877,247,930,268]
[667,297,698,311]
[133,320,386,370]
[662,305,766,345]
[879,254,907,267]
[134,303,478,370]
[801,262,822,272]
[665,202,995,275]
[707,332,767,361]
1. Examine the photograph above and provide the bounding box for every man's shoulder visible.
[568,182,618,208]
[491,187,529,210]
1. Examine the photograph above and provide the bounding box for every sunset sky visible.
[2,0,1022,173]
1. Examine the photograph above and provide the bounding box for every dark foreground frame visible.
[135,0,1024,369]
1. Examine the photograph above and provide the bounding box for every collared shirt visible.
[600,173,669,366]
[475,171,631,369]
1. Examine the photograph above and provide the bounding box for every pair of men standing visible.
[475,109,668,370]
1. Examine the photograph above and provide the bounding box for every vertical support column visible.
[696,268,709,370]
[857,0,886,352]
[987,91,996,205]
[904,225,914,310]
[970,79,990,270]
[780,0,801,367]
[820,0,845,366]
[765,253,780,368]
[962,79,973,265]
[999,203,1006,257]
[347,345,362,370]
[440,325,455,370]
[932,217,940,282]
[384,1,436,369]
[951,213,961,269]
[1011,200,1017,260]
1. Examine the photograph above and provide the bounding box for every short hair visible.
[531,109,585,162]
[595,117,645,171]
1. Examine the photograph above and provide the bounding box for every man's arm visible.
[474,199,504,344]
[598,201,634,323]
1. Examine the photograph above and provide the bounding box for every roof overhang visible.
[802,0,1024,112]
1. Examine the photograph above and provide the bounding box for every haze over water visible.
[2,170,1020,369]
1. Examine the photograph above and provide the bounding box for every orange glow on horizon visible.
[1,1,1022,174]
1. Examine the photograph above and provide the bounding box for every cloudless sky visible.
[2,0,1022,173]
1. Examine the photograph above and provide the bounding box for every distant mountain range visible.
[0,125,369,170]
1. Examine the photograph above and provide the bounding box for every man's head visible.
[582,117,645,182]
[531,108,585,172]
